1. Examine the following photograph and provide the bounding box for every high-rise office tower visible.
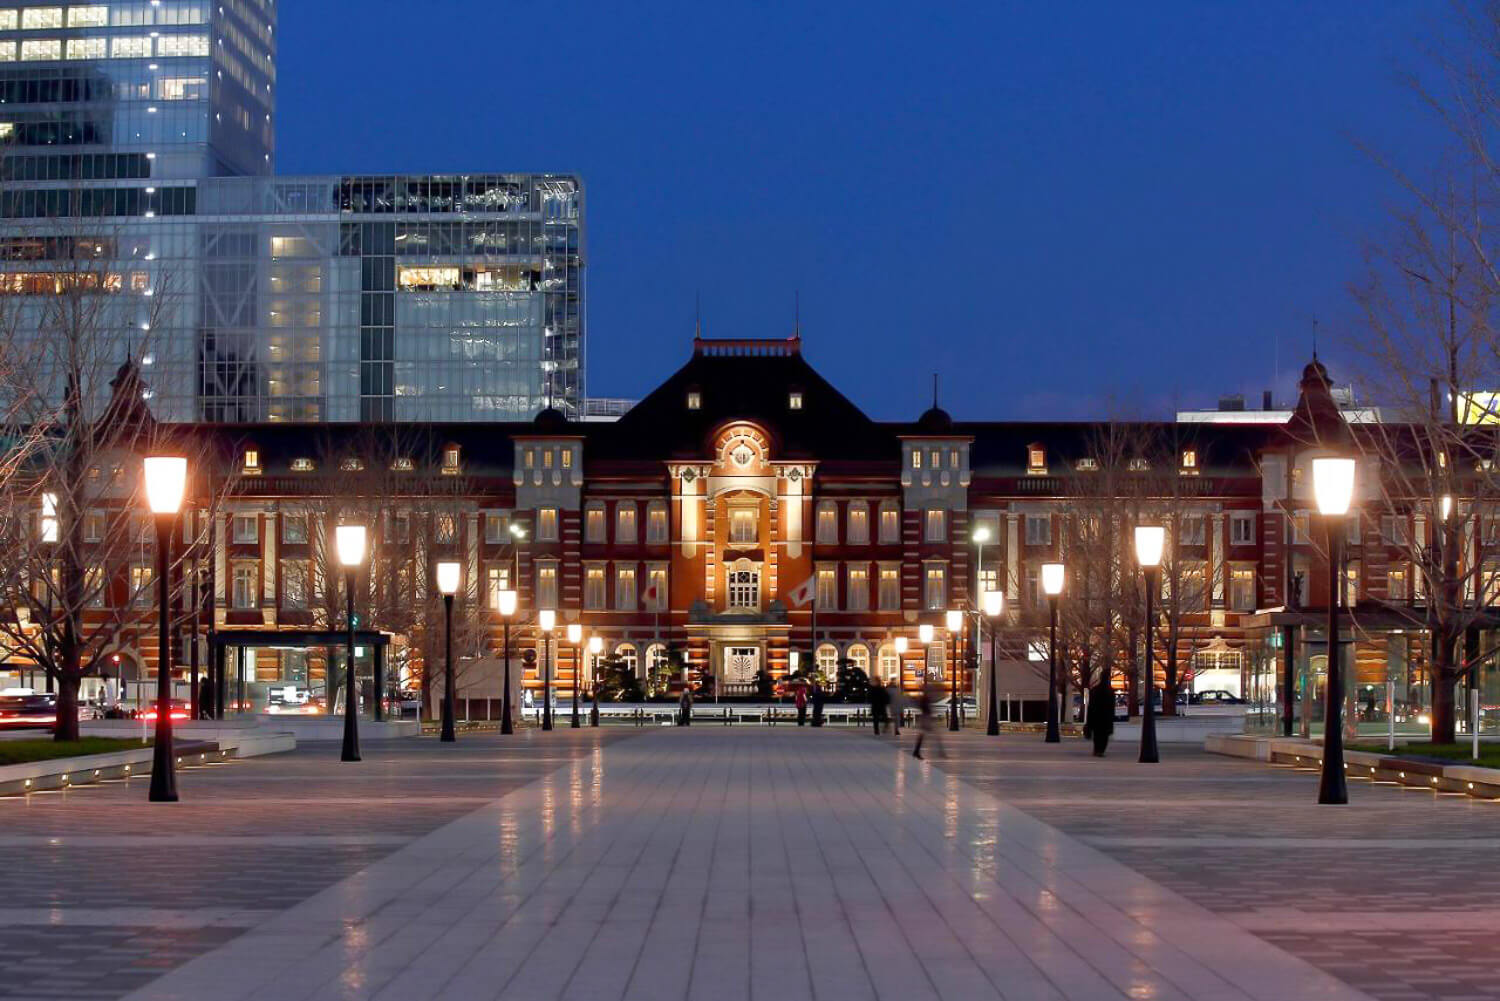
[0,1,584,422]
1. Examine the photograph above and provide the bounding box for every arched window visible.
[815,643,838,675]
[645,643,668,673]
[925,642,945,680]
[877,643,898,682]
[847,643,870,677]
[615,643,637,675]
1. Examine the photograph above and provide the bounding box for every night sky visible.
[278,1,1442,420]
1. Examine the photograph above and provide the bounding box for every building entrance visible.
[722,646,761,693]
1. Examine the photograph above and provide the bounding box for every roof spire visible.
[695,291,702,339]
[794,290,800,338]
[1311,316,1319,361]
[932,372,939,410]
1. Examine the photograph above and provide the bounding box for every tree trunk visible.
[1431,629,1458,744]
[1163,626,1178,716]
[53,673,80,742]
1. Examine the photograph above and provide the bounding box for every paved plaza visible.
[0,727,1494,1000]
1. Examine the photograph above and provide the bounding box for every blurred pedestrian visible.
[869,680,890,734]
[678,686,693,726]
[795,683,808,726]
[811,681,826,727]
[888,681,904,735]
[912,678,945,759]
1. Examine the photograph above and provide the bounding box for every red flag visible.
[785,575,816,608]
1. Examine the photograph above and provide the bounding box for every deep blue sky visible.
[278,1,1441,420]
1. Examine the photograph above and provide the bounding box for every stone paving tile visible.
[0,729,633,1001]
[920,730,1500,1001]
[124,730,1370,1001]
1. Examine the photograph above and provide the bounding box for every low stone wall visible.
[0,731,295,796]
[1206,733,1500,800]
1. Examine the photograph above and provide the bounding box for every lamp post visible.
[567,622,583,728]
[498,588,517,734]
[946,608,963,730]
[1042,562,1065,743]
[894,635,908,686]
[972,523,991,718]
[538,609,555,731]
[984,590,1004,736]
[436,561,460,743]
[589,635,602,726]
[335,524,366,762]
[143,455,186,803]
[1313,456,1356,805]
[1134,526,1165,764]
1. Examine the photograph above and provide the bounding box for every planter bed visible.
[0,732,294,796]
[1206,733,1500,799]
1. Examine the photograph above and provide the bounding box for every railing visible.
[693,337,800,358]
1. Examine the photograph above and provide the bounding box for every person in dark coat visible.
[811,682,826,727]
[869,682,890,734]
[678,687,693,726]
[197,676,213,720]
[1087,683,1115,757]
[795,684,808,726]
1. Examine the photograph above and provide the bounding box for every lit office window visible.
[67,5,107,27]
[110,36,152,58]
[21,39,62,60]
[155,34,209,57]
[21,8,63,30]
[64,37,104,60]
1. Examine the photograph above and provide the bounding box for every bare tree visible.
[0,235,200,740]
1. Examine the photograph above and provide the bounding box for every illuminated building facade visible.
[0,1,585,423]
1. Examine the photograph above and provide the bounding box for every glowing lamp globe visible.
[142,456,187,515]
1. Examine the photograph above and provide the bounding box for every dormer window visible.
[242,449,261,475]
[911,450,922,470]
[442,445,461,475]
[1180,449,1198,473]
[391,457,413,472]
[1075,458,1099,472]
[340,457,364,472]
[788,391,803,410]
[290,457,314,472]
[1129,457,1150,472]
[686,390,702,410]
[1027,444,1047,475]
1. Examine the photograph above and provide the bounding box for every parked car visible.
[138,699,191,722]
[0,692,56,730]
[1190,689,1245,705]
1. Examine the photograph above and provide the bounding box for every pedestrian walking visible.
[795,684,808,726]
[888,681,903,735]
[912,678,945,759]
[198,675,213,720]
[811,682,826,727]
[869,681,890,734]
[1086,682,1114,757]
[678,686,693,726]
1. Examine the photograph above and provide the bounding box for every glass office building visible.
[0,1,586,422]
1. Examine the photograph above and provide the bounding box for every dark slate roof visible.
[180,422,529,479]
[593,338,897,461]
[960,421,1279,478]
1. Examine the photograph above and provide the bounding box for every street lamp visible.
[498,587,518,735]
[335,523,366,762]
[1134,525,1165,764]
[567,622,583,728]
[946,608,963,731]
[984,589,1004,736]
[1042,562,1065,743]
[1313,455,1356,805]
[538,608,555,731]
[589,635,603,727]
[143,455,186,803]
[435,561,461,744]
